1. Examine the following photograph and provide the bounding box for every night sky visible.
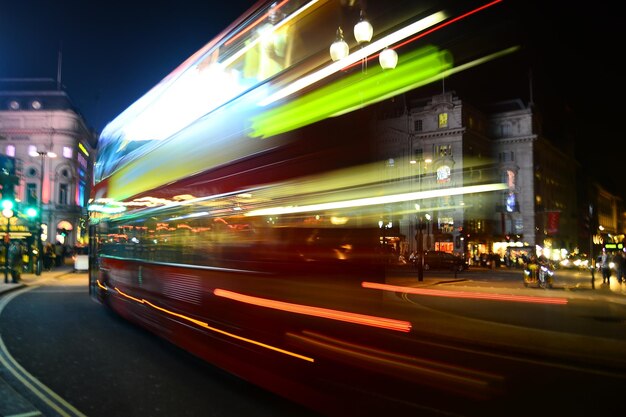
[0,0,623,196]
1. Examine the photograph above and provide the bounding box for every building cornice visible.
[0,127,90,139]
[417,127,465,140]
[495,135,536,144]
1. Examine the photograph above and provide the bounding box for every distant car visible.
[422,251,468,272]
[559,255,589,270]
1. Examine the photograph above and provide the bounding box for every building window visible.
[507,170,515,188]
[414,119,423,132]
[437,144,451,157]
[28,145,37,156]
[438,217,454,233]
[26,183,38,205]
[6,145,15,157]
[505,192,519,212]
[499,151,515,162]
[59,183,69,205]
[436,165,451,183]
[438,113,448,128]
[63,146,73,158]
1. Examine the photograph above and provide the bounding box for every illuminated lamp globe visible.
[379,47,398,69]
[330,27,349,61]
[353,13,373,43]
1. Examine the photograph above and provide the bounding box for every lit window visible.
[507,170,515,188]
[6,145,15,157]
[28,145,37,156]
[63,146,73,158]
[438,113,448,128]
[506,192,517,212]
[436,165,451,183]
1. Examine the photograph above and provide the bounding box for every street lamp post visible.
[589,204,595,289]
[425,213,432,251]
[411,156,430,282]
[30,149,57,275]
[416,216,424,281]
[3,213,11,283]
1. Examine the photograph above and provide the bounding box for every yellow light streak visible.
[111,286,314,362]
[362,282,568,305]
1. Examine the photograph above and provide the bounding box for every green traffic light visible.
[26,207,38,217]
[1,199,13,210]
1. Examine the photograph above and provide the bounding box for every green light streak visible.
[250,45,453,138]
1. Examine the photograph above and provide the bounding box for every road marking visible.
[0,287,88,417]
[5,412,43,417]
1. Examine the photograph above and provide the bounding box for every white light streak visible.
[258,11,448,107]
[245,183,506,216]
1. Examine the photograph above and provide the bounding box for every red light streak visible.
[343,0,503,71]
[213,288,412,332]
[361,282,569,305]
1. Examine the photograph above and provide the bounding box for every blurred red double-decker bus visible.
[88,1,511,414]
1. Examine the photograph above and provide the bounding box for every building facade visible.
[377,92,581,263]
[0,82,97,249]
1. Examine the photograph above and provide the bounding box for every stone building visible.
[377,91,580,262]
[0,81,97,248]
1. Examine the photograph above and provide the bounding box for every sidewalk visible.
[0,262,75,296]
[386,264,626,304]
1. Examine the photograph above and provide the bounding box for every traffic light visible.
[1,198,14,218]
[25,206,39,218]
[1,174,17,218]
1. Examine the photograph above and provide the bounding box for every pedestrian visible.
[600,250,611,284]
[8,240,23,283]
[43,243,54,271]
[54,242,64,267]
